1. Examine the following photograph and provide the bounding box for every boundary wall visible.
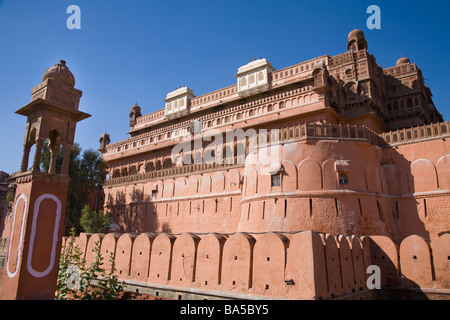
[64,230,450,300]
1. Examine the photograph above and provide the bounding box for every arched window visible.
[407,98,413,110]
[258,71,264,81]
[345,69,353,78]
[163,158,172,169]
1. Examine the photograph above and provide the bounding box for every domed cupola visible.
[396,54,411,66]
[347,28,368,52]
[42,60,75,87]
[129,103,142,128]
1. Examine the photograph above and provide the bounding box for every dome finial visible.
[42,60,75,87]
[396,54,410,66]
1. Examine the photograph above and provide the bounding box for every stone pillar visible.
[31,139,44,172]
[48,144,61,174]
[20,144,31,173]
[60,144,72,176]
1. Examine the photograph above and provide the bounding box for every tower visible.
[1,60,90,300]
[98,132,111,153]
[347,28,367,52]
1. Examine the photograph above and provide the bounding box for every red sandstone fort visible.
[0,29,449,300]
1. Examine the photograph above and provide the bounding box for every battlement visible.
[65,230,450,300]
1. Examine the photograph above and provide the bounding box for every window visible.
[258,71,264,81]
[152,190,157,198]
[339,173,348,185]
[407,98,413,110]
[271,174,281,187]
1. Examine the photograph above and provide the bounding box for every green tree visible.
[79,205,111,234]
[41,142,107,235]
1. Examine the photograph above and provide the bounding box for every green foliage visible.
[55,228,87,300]
[79,205,111,234]
[41,142,107,235]
[56,228,125,300]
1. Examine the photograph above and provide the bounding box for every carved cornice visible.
[12,170,70,185]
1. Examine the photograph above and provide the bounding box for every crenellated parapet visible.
[64,231,450,300]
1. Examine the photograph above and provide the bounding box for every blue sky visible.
[0,0,449,174]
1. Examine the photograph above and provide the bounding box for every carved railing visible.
[379,121,450,145]
[104,123,385,187]
[104,121,450,187]
[104,156,244,187]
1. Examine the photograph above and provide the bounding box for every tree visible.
[41,142,107,235]
[79,205,111,234]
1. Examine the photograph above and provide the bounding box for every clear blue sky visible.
[1,0,449,174]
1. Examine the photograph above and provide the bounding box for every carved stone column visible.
[31,138,45,172]
[20,144,31,173]
[60,144,72,175]
[48,143,61,174]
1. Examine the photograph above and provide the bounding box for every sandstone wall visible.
[66,230,450,300]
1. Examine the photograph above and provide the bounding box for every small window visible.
[271,174,281,187]
[339,173,348,185]
[152,190,157,198]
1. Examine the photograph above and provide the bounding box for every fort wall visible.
[100,123,450,242]
[65,230,450,300]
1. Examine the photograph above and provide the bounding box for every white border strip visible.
[27,194,62,278]
[6,193,28,278]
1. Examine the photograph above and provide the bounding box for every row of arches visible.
[69,231,450,299]
[408,155,450,192]
[107,169,242,204]
[244,158,385,197]
[244,154,450,197]
[388,96,422,114]
[108,86,317,158]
